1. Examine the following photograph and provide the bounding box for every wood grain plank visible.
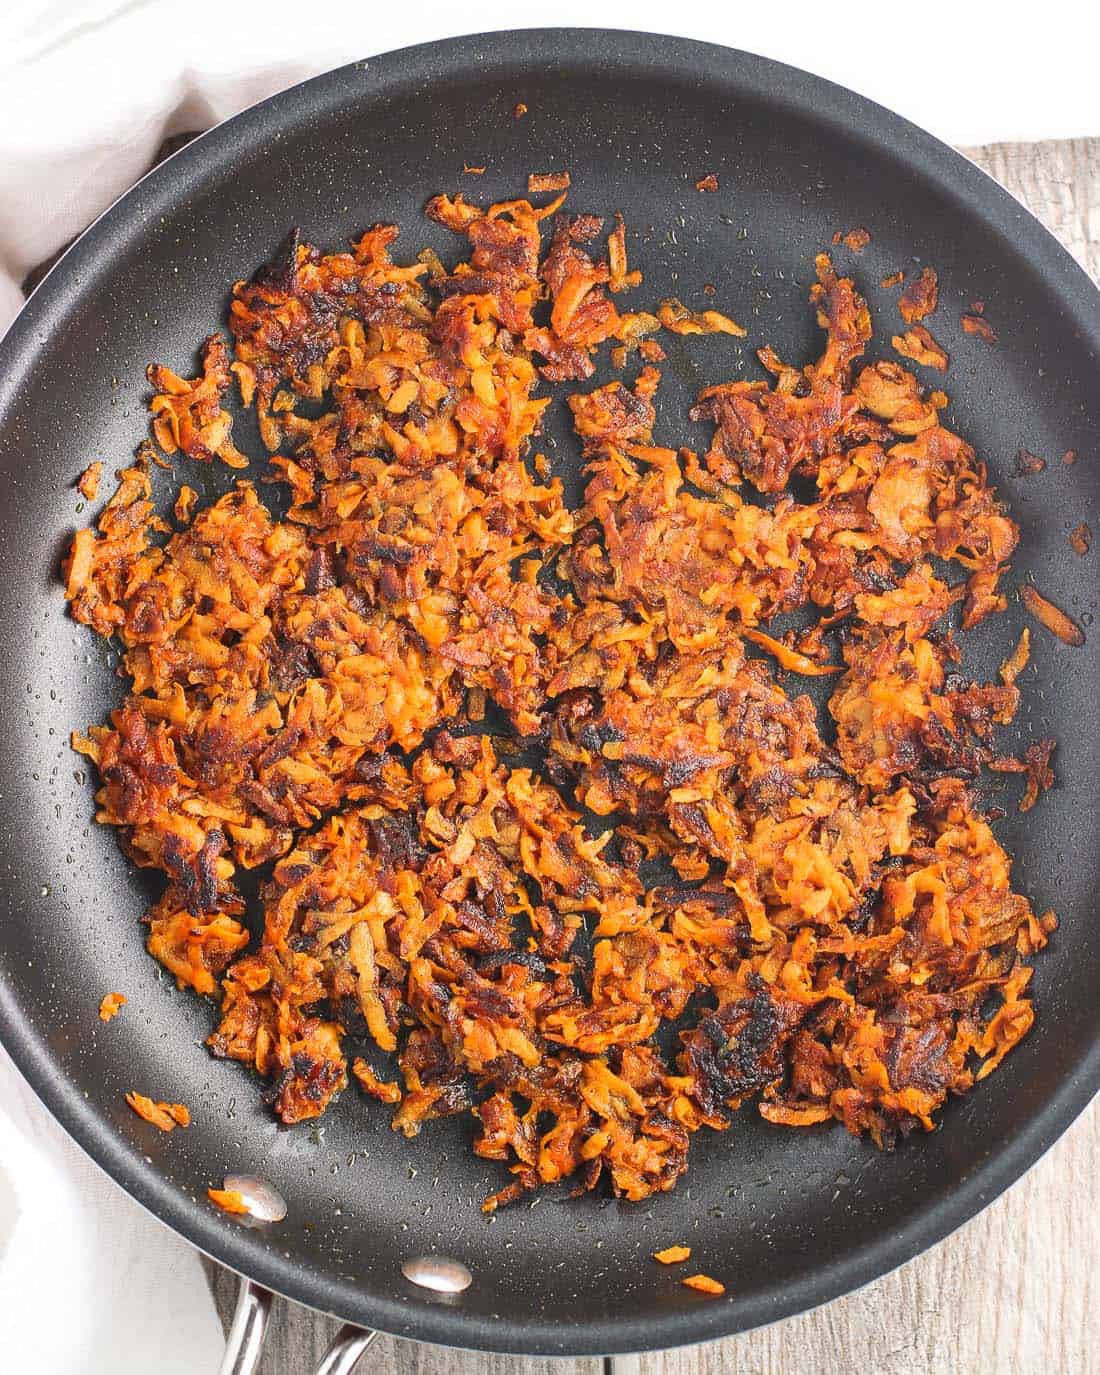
[613,136,1100,1375]
[961,138,1100,282]
[612,1100,1100,1375]
[204,136,1100,1375]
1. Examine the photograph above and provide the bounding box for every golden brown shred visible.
[695,174,719,193]
[208,1187,250,1214]
[658,298,746,336]
[892,325,948,371]
[528,171,571,193]
[654,1245,692,1263]
[682,1274,725,1296]
[1068,522,1091,555]
[962,312,998,345]
[998,629,1030,687]
[898,267,938,323]
[743,629,840,675]
[514,103,528,118]
[174,485,198,523]
[147,335,246,468]
[352,1058,402,1104]
[99,992,126,1022]
[1021,584,1085,646]
[125,1092,190,1131]
[77,461,103,501]
[836,227,870,252]
[881,270,905,288]
[989,738,1056,813]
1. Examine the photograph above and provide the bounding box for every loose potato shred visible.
[67,184,1052,1212]
[99,991,126,1022]
[1021,585,1085,646]
[682,1274,725,1296]
[208,1187,250,1214]
[125,1092,190,1131]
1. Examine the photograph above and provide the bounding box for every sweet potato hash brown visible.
[64,187,1057,1211]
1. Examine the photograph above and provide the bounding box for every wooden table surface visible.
[204,136,1100,1375]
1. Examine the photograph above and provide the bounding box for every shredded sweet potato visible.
[999,630,1030,687]
[99,991,126,1022]
[833,227,870,252]
[77,461,103,501]
[682,1274,725,1295]
[352,1058,402,1104]
[962,312,997,345]
[1069,522,1091,555]
[892,325,948,371]
[989,738,1056,813]
[208,1187,250,1214]
[1016,448,1046,476]
[66,184,1053,1212]
[658,298,745,337]
[529,171,571,193]
[696,174,719,193]
[125,1092,190,1131]
[654,1245,692,1264]
[898,267,938,323]
[1021,585,1085,646]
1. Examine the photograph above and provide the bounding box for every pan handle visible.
[219,1275,378,1375]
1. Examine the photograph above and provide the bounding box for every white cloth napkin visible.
[1,3,1097,1372]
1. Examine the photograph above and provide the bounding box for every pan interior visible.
[0,32,1097,1355]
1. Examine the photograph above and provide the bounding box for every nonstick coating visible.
[0,30,1097,1357]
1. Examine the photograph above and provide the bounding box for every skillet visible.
[0,28,1097,1360]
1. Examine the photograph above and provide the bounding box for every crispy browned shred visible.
[834,227,870,253]
[658,298,745,337]
[529,172,571,193]
[892,325,948,372]
[352,1057,402,1104]
[1021,584,1085,646]
[1069,522,1091,555]
[989,738,1056,814]
[65,185,1055,1210]
[514,104,528,119]
[125,1092,190,1131]
[174,484,198,523]
[998,630,1030,688]
[99,991,126,1022]
[898,267,938,323]
[881,271,905,289]
[696,174,719,193]
[962,313,997,345]
[78,461,103,502]
[148,335,247,468]
[1015,448,1046,476]
[208,1187,250,1214]
[463,165,486,176]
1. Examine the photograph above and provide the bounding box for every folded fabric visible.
[0,1045,225,1373]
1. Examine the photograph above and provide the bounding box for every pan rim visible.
[0,27,1098,1356]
